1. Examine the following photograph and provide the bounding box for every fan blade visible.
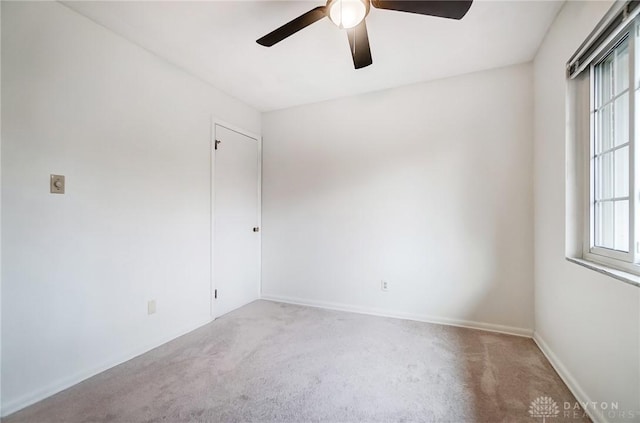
[257,6,327,47]
[347,20,372,69]
[371,0,472,20]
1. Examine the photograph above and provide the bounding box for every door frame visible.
[210,117,262,319]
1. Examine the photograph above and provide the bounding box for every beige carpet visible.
[4,300,589,423]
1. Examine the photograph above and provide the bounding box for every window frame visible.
[582,17,640,275]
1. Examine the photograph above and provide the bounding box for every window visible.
[567,2,640,279]
[591,35,633,259]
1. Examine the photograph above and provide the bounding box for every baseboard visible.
[533,332,605,423]
[261,294,533,338]
[1,316,215,418]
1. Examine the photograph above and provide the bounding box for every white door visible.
[213,124,260,317]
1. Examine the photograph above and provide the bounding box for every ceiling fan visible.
[256,0,473,69]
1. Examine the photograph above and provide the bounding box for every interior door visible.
[213,124,260,317]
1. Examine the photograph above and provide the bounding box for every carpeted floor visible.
[4,300,589,423]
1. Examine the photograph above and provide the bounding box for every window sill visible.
[566,257,640,287]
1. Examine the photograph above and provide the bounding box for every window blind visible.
[567,1,640,79]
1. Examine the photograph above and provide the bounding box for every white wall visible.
[262,63,534,334]
[0,1,3,416]
[1,1,260,415]
[533,2,640,422]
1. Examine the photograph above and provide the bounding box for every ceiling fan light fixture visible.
[328,0,368,29]
[257,0,473,69]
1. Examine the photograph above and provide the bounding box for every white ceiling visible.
[63,0,563,111]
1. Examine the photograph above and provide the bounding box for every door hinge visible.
[214,289,218,299]
[215,140,221,150]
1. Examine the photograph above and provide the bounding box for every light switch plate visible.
[50,174,65,194]
[148,300,156,315]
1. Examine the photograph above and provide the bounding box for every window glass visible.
[614,93,629,147]
[614,200,629,251]
[596,152,614,199]
[597,103,613,153]
[598,54,614,106]
[614,146,629,197]
[593,37,631,253]
[615,41,629,94]
[596,201,614,249]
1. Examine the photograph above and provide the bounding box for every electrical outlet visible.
[381,280,389,292]
[147,300,156,315]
